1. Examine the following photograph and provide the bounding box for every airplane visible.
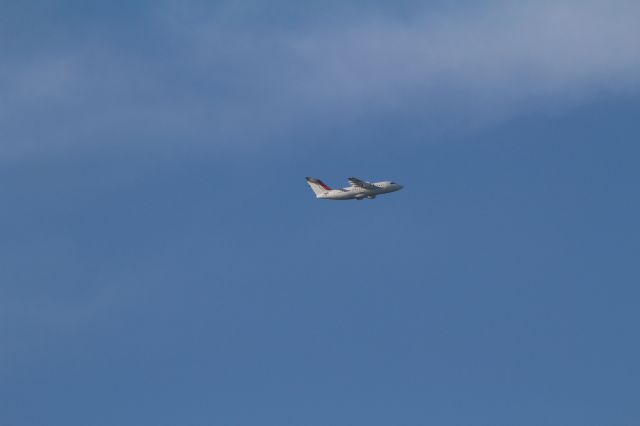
[306,177,403,200]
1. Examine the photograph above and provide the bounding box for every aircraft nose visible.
[397,184,404,190]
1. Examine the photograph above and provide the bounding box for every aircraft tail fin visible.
[306,177,331,197]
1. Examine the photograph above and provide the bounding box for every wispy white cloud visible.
[1,0,639,160]
[276,0,640,126]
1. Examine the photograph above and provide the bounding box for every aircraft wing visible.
[348,177,378,190]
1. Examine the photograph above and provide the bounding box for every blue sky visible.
[2,1,640,425]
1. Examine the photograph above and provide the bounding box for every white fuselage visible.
[318,181,403,200]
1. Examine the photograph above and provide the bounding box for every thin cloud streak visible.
[1,0,639,160]
[283,1,640,121]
